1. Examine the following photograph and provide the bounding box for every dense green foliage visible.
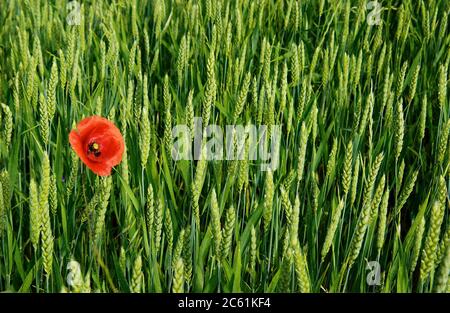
[0,0,449,293]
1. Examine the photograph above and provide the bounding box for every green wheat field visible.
[0,0,449,293]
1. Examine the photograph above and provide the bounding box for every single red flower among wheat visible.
[69,116,125,176]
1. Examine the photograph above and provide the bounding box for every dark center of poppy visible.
[87,142,101,157]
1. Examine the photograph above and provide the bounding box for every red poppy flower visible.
[69,116,125,176]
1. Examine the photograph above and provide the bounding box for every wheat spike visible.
[39,154,53,277]
[173,229,185,270]
[418,95,427,143]
[49,173,57,215]
[222,205,235,260]
[202,49,216,126]
[438,119,450,163]
[290,195,300,248]
[408,64,420,102]
[164,207,174,255]
[280,185,293,225]
[172,257,185,293]
[348,153,384,267]
[140,75,151,168]
[377,189,390,255]
[130,254,143,293]
[145,185,154,239]
[321,198,345,260]
[250,226,257,279]
[342,140,353,196]
[438,64,447,109]
[410,216,426,273]
[47,58,58,120]
[210,189,222,260]
[420,201,445,282]
[94,177,112,241]
[29,179,40,251]
[186,90,195,138]
[326,138,338,184]
[370,175,386,224]
[395,98,405,160]
[297,122,308,182]
[263,170,275,232]
[392,170,418,220]
[182,227,193,284]
[294,243,311,293]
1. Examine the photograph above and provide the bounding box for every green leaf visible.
[232,242,242,292]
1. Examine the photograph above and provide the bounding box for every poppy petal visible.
[69,116,125,176]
